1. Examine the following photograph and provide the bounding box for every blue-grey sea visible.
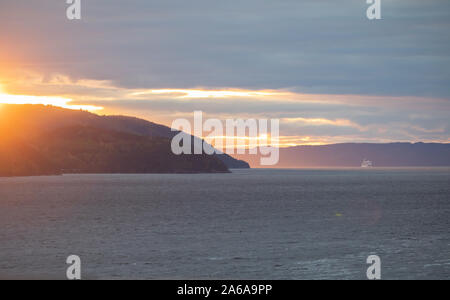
[0,168,449,279]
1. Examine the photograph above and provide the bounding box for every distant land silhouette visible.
[1,104,449,176]
[0,104,249,177]
[234,143,450,168]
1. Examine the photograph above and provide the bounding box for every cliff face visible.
[0,104,240,176]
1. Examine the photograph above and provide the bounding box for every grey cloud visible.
[72,95,449,143]
[1,0,449,143]
[1,0,450,97]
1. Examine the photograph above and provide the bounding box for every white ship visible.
[361,159,373,168]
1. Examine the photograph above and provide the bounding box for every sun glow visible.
[131,89,285,99]
[0,86,103,111]
[204,135,328,149]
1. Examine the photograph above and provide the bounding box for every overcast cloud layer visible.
[0,0,449,144]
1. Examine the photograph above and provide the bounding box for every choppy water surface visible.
[0,168,449,279]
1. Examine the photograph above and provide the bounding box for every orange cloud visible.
[130,89,287,99]
[282,117,366,130]
[0,84,103,111]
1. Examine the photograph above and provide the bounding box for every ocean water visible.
[0,168,449,280]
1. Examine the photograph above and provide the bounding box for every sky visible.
[0,0,449,146]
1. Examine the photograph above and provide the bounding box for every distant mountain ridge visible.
[233,143,450,168]
[2,104,447,175]
[0,104,249,176]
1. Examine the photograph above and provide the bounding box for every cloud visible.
[0,0,449,144]
[1,72,448,144]
[282,117,366,131]
[1,0,450,97]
